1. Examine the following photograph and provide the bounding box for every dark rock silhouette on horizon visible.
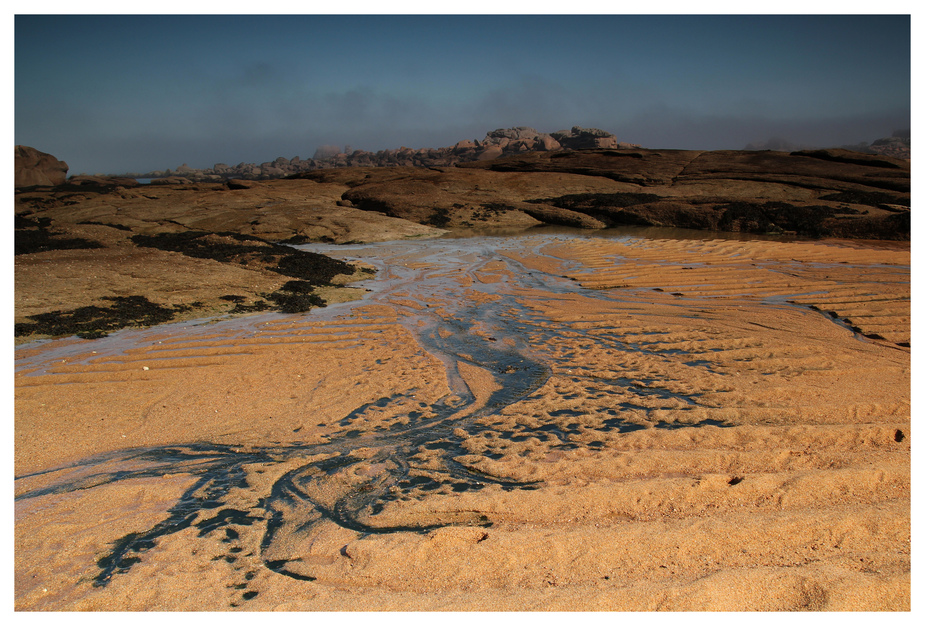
[15,145,69,187]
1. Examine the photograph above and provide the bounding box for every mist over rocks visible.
[113,124,909,184]
[863,130,911,160]
[745,129,910,160]
[120,126,639,182]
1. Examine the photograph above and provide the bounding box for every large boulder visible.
[553,126,622,150]
[538,135,562,151]
[15,145,68,187]
[477,146,505,160]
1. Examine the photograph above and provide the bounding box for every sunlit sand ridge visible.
[14,233,909,611]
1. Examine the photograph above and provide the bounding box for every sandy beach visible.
[14,231,910,611]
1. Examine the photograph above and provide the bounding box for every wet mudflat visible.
[14,229,910,611]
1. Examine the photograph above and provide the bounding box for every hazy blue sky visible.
[15,13,911,175]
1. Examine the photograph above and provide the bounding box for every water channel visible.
[14,227,863,588]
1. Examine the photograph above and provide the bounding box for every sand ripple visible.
[15,232,909,610]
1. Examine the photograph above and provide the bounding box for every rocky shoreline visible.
[14,142,910,342]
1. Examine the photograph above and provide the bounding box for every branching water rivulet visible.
[15,239,565,586]
[14,231,911,611]
[15,327,549,587]
[15,234,823,591]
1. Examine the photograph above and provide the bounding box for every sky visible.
[13,9,913,175]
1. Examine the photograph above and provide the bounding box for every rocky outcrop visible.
[457,148,910,239]
[121,127,640,182]
[322,147,909,239]
[552,126,623,150]
[66,175,141,190]
[20,142,909,242]
[15,146,69,188]
[866,131,911,160]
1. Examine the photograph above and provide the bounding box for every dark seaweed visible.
[14,296,198,339]
[265,291,325,314]
[426,208,451,227]
[15,214,105,255]
[228,300,272,314]
[715,201,837,237]
[526,192,662,210]
[818,190,910,208]
[262,280,326,313]
[130,231,355,284]
[78,221,134,231]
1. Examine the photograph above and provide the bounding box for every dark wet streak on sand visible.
[15,237,571,585]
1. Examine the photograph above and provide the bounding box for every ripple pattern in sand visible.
[14,232,910,610]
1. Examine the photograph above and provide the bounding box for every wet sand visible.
[14,232,910,611]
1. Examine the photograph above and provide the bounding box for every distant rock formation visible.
[552,126,624,150]
[865,130,911,160]
[15,145,69,187]
[312,145,343,160]
[121,126,640,182]
[745,130,910,161]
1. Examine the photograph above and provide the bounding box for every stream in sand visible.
[14,228,911,610]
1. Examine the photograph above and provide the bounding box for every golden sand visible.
[14,234,910,611]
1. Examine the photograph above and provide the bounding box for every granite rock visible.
[15,146,69,188]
